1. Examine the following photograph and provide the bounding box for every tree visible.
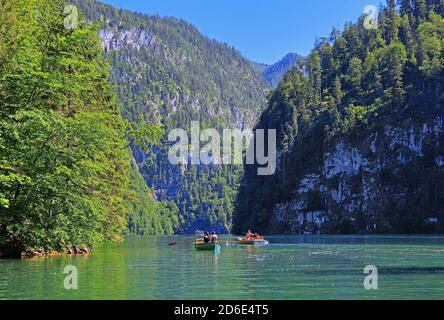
[399,14,416,58]
[345,57,363,103]
[0,0,17,73]
[333,75,343,105]
[414,0,428,20]
[416,12,444,100]
[363,47,384,100]
[399,0,413,16]
[0,0,164,256]
[384,0,399,43]
[307,50,322,105]
[381,42,407,107]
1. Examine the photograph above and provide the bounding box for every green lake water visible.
[1,235,444,300]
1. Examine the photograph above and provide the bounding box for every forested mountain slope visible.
[233,0,444,235]
[70,0,269,233]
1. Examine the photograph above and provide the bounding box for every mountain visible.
[250,53,304,87]
[233,2,444,235]
[249,61,269,76]
[70,0,269,234]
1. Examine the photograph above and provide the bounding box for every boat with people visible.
[236,238,269,245]
[194,231,220,252]
[236,230,269,245]
[194,242,221,252]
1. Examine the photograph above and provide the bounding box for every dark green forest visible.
[233,0,444,234]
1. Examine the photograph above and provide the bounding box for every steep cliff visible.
[233,2,444,234]
[268,115,444,234]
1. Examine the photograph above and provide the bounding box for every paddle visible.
[169,240,196,246]
[169,239,240,246]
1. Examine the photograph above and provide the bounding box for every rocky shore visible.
[1,245,91,259]
[66,245,90,255]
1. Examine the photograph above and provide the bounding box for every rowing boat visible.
[236,238,269,245]
[194,242,221,252]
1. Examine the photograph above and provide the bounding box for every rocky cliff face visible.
[233,4,444,235]
[269,115,444,234]
[96,22,267,129]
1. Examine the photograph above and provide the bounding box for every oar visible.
[220,240,241,244]
[169,239,197,246]
[169,239,239,246]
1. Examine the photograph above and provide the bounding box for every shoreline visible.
[0,245,91,260]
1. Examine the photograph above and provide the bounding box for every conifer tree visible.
[399,0,413,16]
[333,76,343,105]
[414,0,428,20]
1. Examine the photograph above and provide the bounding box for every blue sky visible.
[101,0,382,64]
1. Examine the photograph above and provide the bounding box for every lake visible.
[1,235,444,300]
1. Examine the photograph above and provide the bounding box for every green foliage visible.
[0,0,18,73]
[126,116,164,152]
[417,12,444,78]
[125,162,178,236]
[343,104,377,129]
[0,0,164,256]
[0,110,129,254]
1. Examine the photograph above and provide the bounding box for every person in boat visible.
[245,229,254,241]
[210,231,218,243]
[252,233,263,240]
[244,230,264,241]
[203,232,211,243]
